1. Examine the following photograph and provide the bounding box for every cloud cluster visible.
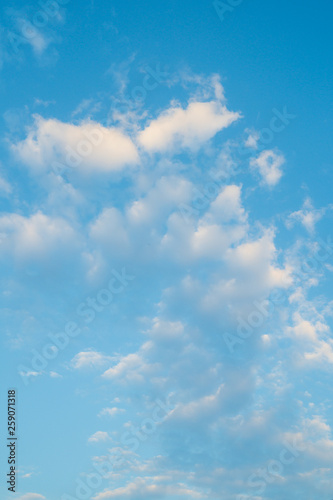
[11,77,241,180]
[4,72,333,500]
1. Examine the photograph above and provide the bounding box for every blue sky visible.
[0,1,333,499]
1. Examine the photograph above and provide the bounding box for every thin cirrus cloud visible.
[12,115,139,173]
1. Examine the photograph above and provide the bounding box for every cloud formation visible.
[250,149,285,186]
[138,100,240,153]
[12,116,139,173]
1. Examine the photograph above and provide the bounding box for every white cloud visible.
[161,185,248,262]
[304,416,331,438]
[205,184,247,224]
[98,407,125,417]
[226,229,276,269]
[138,100,240,153]
[0,174,11,194]
[102,351,157,383]
[93,478,204,499]
[88,175,193,268]
[88,431,111,443]
[304,340,333,364]
[16,494,46,500]
[288,319,318,342]
[0,211,79,264]
[126,176,192,226]
[12,116,139,173]
[147,317,186,341]
[89,208,130,257]
[286,313,328,343]
[244,128,260,149]
[71,351,112,370]
[284,304,333,367]
[18,370,42,379]
[286,198,328,234]
[225,229,293,288]
[196,229,293,321]
[250,149,285,186]
[169,384,225,423]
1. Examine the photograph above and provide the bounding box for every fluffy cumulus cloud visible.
[138,100,240,153]
[284,310,333,366]
[224,229,293,290]
[102,351,158,383]
[12,116,139,173]
[0,211,79,265]
[161,184,249,262]
[87,174,194,268]
[126,176,193,226]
